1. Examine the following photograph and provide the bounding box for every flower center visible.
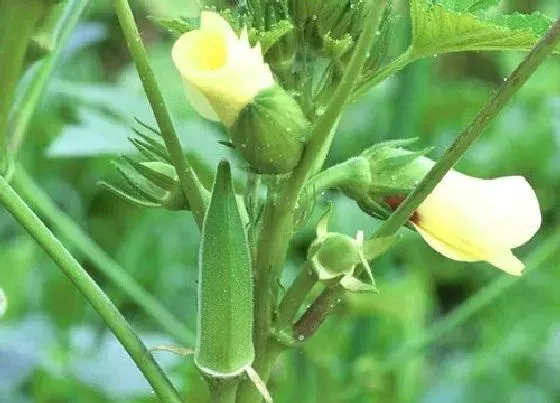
[193,31,228,71]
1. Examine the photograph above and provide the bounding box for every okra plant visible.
[0,0,559,402]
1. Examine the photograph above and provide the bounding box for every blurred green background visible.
[1,0,560,402]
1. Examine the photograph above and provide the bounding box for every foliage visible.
[1,0,559,402]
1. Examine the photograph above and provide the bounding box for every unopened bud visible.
[230,85,310,174]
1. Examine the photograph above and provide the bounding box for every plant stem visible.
[113,0,207,228]
[237,4,388,402]
[11,167,194,345]
[306,157,371,196]
[208,378,240,403]
[276,263,317,333]
[0,176,182,402]
[295,17,560,341]
[0,0,46,155]
[351,47,416,102]
[379,227,560,373]
[7,0,90,156]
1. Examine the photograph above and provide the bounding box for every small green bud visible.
[196,161,254,377]
[230,85,310,174]
[308,233,362,282]
[308,205,377,293]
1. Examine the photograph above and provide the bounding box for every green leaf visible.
[410,0,557,56]
[250,20,294,54]
[436,0,500,13]
[149,16,196,36]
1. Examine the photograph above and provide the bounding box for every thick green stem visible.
[11,167,194,345]
[306,157,371,197]
[295,17,560,341]
[208,378,240,403]
[276,263,317,333]
[8,0,90,156]
[237,4,388,402]
[0,176,182,402]
[0,0,46,155]
[379,227,560,373]
[113,0,207,228]
[351,47,417,102]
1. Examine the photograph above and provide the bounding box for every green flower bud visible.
[308,233,362,282]
[342,139,433,202]
[308,205,377,293]
[196,161,254,377]
[230,85,310,174]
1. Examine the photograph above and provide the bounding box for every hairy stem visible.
[276,263,317,333]
[208,378,240,403]
[11,167,194,345]
[296,17,560,341]
[237,3,388,402]
[0,176,182,402]
[351,47,416,102]
[113,0,207,228]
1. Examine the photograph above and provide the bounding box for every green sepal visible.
[309,233,362,281]
[251,20,294,55]
[230,85,310,174]
[196,160,254,377]
[107,160,194,211]
[340,276,378,294]
[149,16,196,37]
[100,182,161,209]
[343,139,434,201]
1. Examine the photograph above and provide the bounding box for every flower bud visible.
[196,160,254,377]
[172,12,309,174]
[230,85,310,174]
[308,233,362,283]
[360,139,433,198]
[308,205,377,293]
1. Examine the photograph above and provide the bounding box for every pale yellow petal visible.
[414,169,540,275]
[200,11,237,39]
[416,171,541,251]
[486,251,525,276]
[182,79,220,122]
[171,12,274,126]
[413,224,479,262]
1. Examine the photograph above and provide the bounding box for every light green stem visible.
[380,227,560,373]
[306,157,370,196]
[295,17,560,341]
[0,176,182,402]
[276,263,317,333]
[11,167,194,345]
[8,0,90,156]
[0,0,46,154]
[237,4,388,402]
[351,47,417,102]
[113,0,207,228]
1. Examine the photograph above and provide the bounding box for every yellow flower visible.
[172,12,274,127]
[412,170,541,276]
